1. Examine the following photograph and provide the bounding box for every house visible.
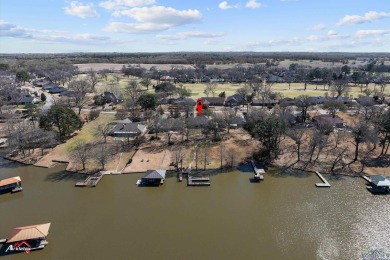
[332,96,353,104]
[279,97,297,107]
[225,93,245,107]
[141,170,166,186]
[32,79,51,87]
[108,119,147,138]
[171,98,196,106]
[312,115,344,128]
[201,97,225,107]
[356,96,376,106]
[48,86,66,94]
[187,115,209,129]
[94,92,121,105]
[9,96,38,105]
[230,116,246,128]
[251,99,277,107]
[41,82,60,91]
[307,96,328,105]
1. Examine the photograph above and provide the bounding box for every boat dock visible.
[315,171,331,187]
[250,160,264,181]
[187,175,211,186]
[75,173,104,187]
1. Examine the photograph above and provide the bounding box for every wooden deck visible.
[75,173,104,187]
[315,172,331,187]
[187,176,211,186]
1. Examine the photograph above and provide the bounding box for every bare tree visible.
[204,82,217,97]
[124,80,142,104]
[67,79,93,114]
[95,123,112,143]
[70,140,90,170]
[87,69,100,91]
[349,120,373,161]
[224,147,236,168]
[93,142,110,170]
[286,127,305,162]
[172,147,186,171]
[330,80,349,97]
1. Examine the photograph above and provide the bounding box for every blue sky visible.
[0,0,389,53]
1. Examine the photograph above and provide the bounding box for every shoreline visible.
[0,154,376,179]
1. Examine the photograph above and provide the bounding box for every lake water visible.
[0,157,389,260]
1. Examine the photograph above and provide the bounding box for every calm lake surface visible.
[0,157,389,260]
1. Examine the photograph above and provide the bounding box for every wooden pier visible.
[315,171,331,187]
[75,173,104,187]
[250,160,264,181]
[187,175,211,186]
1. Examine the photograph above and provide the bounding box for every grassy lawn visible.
[64,113,115,152]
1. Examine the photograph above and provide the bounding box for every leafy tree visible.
[39,105,82,141]
[176,85,192,98]
[137,93,157,111]
[40,93,46,102]
[322,100,346,118]
[0,63,10,71]
[251,116,286,160]
[378,110,390,155]
[24,103,40,126]
[341,65,351,75]
[330,80,349,97]
[16,71,29,83]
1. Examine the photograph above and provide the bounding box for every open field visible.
[75,69,390,100]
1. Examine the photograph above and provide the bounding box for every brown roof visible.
[0,176,21,187]
[7,223,51,243]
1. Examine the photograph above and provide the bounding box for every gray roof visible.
[371,175,390,187]
[109,122,146,136]
[143,170,166,179]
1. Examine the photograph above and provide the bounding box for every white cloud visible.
[312,24,326,31]
[107,6,202,33]
[65,1,99,19]
[307,30,349,42]
[246,0,262,9]
[157,31,225,40]
[104,22,171,33]
[355,30,390,38]
[218,1,239,10]
[337,11,390,26]
[99,0,155,10]
[205,39,221,45]
[0,20,128,45]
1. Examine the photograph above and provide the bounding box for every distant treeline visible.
[1,52,389,65]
